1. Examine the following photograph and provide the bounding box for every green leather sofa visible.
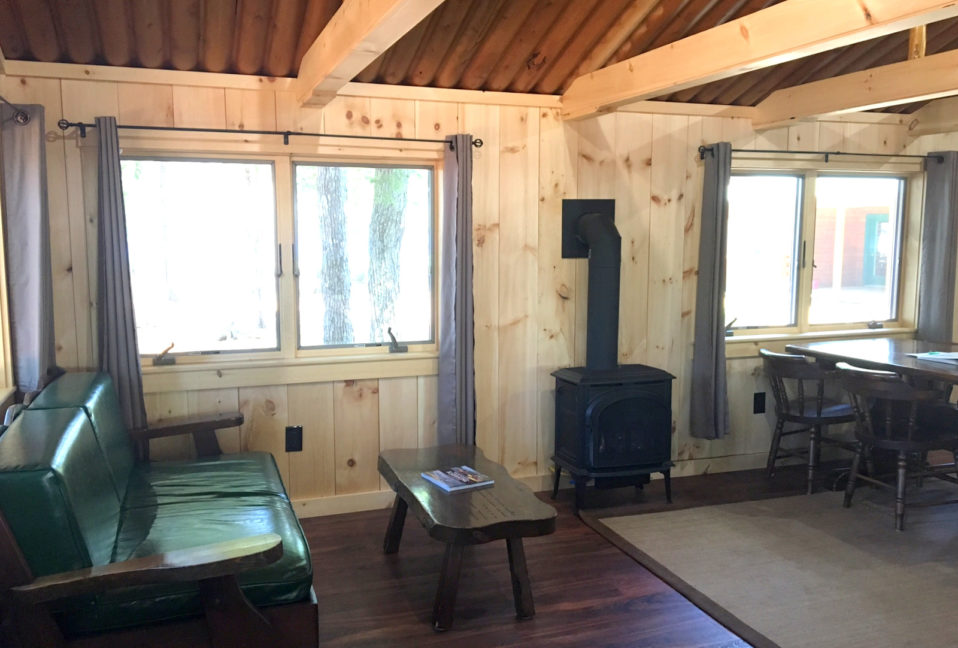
[0,373,315,645]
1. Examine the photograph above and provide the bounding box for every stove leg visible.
[663,470,672,504]
[574,478,588,513]
[551,464,562,500]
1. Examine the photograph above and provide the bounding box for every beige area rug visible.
[585,488,958,648]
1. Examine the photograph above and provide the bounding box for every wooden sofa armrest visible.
[10,533,281,605]
[130,411,244,459]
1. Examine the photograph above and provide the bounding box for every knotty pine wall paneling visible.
[0,72,917,511]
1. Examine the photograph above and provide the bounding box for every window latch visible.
[387,327,408,353]
[152,342,176,366]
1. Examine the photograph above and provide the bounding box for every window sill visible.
[725,327,915,359]
[141,351,439,394]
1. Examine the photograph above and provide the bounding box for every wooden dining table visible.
[785,338,958,384]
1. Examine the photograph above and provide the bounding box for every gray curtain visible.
[917,151,958,343]
[690,142,731,440]
[0,105,58,397]
[96,116,147,431]
[437,135,475,446]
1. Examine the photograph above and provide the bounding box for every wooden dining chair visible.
[838,362,958,531]
[760,349,856,494]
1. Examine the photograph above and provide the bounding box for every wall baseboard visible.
[291,453,771,519]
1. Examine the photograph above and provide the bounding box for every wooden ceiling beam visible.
[561,0,958,121]
[294,0,340,72]
[606,0,688,66]
[295,0,445,106]
[664,0,771,102]
[753,48,958,129]
[906,95,958,136]
[908,25,927,58]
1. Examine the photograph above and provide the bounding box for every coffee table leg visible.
[506,537,535,620]
[383,495,407,554]
[433,543,464,632]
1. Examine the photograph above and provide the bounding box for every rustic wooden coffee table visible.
[378,445,557,631]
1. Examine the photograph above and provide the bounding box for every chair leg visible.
[807,425,821,495]
[844,442,864,508]
[551,464,561,500]
[953,449,958,482]
[895,450,908,531]
[766,417,785,478]
[917,451,927,488]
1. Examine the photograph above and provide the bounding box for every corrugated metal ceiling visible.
[0,0,951,113]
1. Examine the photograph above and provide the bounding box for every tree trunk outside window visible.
[368,168,408,341]
[317,166,353,344]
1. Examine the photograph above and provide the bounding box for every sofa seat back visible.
[0,408,121,575]
[28,372,135,501]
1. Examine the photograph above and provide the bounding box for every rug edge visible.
[580,511,782,648]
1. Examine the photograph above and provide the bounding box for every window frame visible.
[121,154,283,357]
[726,154,923,343]
[290,159,437,351]
[112,136,444,381]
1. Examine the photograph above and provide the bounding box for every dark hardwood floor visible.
[300,464,815,647]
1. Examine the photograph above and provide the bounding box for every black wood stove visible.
[551,199,674,511]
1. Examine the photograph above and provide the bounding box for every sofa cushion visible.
[123,452,290,509]
[57,494,313,635]
[28,373,135,501]
[0,409,121,574]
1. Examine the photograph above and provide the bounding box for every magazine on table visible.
[421,465,494,492]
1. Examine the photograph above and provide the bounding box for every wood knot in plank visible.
[347,458,356,467]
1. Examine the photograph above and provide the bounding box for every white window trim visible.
[726,153,924,349]
[96,132,446,392]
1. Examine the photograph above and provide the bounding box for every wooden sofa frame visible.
[0,411,319,648]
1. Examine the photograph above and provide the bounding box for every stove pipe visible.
[577,212,621,370]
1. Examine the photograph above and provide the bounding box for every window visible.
[293,163,434,348]
[725,171,907,335]
[120,154,438,363]
[121,158,279,354]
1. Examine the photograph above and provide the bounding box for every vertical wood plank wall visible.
[0,74,914,509]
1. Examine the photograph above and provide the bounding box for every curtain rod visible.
[0,96,30,125]
[56,119,483,149]
[697,145,940,163]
